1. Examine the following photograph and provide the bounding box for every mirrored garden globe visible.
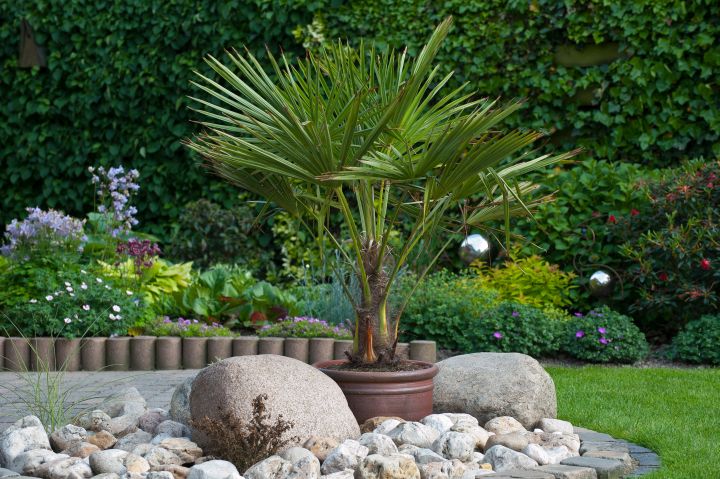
[589,270,613,297]
[459,234,492,264]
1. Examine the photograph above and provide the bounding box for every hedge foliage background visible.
[1,0,718,236]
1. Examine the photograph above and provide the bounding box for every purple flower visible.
[493,331,503,339]
[511,311,519,317]
[599,337,609,345]
[597,327,607,334]
[90,165,140,236]
[2,207,86,257]
[574,312,584,317]
[575,330,585,338]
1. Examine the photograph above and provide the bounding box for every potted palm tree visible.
[186,18,577,421]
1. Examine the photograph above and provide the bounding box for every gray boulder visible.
[188,460,243,479]
[0,416,52,468]
[433,353,556,429]
[190,356,359,447]
[170,377,194,426]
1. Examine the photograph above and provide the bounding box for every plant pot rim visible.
[313,359,438,383]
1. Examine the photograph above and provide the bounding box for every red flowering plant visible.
[611,160,720,341]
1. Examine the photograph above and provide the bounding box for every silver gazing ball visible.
[459,234,492,264]
[589,270,614,297]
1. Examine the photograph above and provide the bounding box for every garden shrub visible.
[145,317,235,338]
[166,198,277,274]
[467,302,562,357]
[561,306,649,363]
[0,270,146,338]
[614,160,720,339]
[472,254,577,310]
[398,272,499,352]
[669,315,720,365]
[258,316,352,339]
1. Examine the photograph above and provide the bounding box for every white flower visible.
[66,286,73,292]
[109,313,116,320]
[112,305,121,312]
[82,304,90,311]
[96,278,103,283]
[64,318,72,324]
[45,295,54,301]
[69,293,75,297]
[64,282,71,287]
[105,285,111,290]
[81,283,88,290]
[126,290,133,296]
[29,299,37,303]
[116,315,122,320]
[81,269,87,274]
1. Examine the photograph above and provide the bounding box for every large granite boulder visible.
[189,355,359,447]
[433,353,556,429]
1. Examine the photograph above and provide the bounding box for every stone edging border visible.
[570,427,661,479]
[0,336,437,372]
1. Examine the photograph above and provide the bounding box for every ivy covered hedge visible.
[0,0,321,235]
[2,0,718,235]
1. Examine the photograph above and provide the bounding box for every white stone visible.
[89,449,128,475]
[431,432,475,461]
[142,447,182,468]
[448,425,490,451]
[522,443,550,466]
[8,449,68,475]
[420,415,454,434]
[321,440,369,475]
[243,455,293,479]
[147,472,175,479]
[280,447,321,478]
[188,460,243,479]
[483,445,537,472]
[356,453,420,479]
[386,422,440,449]
[358,433,398,456]
[320,470,354,479]
[537,419,574,435]
[483,417,525,436]
[0,416,52,468]
[45,456,93,479]
[404,447,445,465]
[50,425,88,452]
[373,420,401,436]
[442,414,479,430]
[76,411,112,433]
[155,421,190,439]
[115,430,152,452]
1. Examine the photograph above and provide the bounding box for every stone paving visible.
[0,370,197,432]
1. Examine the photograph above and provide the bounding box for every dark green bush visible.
[398,272,499,352]
[467,302,562,357]
[561,306,649,363]
[166,199,277,273]
[669,315,720,365]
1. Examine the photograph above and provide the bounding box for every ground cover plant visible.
[548,366,720,479]
[187,17,577,365]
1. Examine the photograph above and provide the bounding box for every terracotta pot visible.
[31,337,56,371]
[81,338,106,371]
[333,339,353,360]
[105,337,131,371]
[130,336,156,370]
[232,336,258,356]
[314,359,439,423]
[283,338,309,363]
[207,337,233,363]
[5,337,31,372]
[182,338,207,369]
[258,337,284,355]
[55,338,81,371]
[156,337,182,370]
[308,338,334,364]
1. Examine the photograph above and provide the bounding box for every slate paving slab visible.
[561,456,626,479]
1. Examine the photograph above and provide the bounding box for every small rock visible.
[125,453,151,474]
[537,419,573,436]
[373,420,402,436]
[525,432,580,455]
[483,417,525,436]
[115,430,153,452]
[361,417,404,434]
[156,421,191,439]
[280,447,321,477]
[90,474,120,479]
[131,443,155,457]
[431,432,475,461]
[484,445,538,472]
[87,431,117,450]
[44,457,93,479]
[0,468,19,478]
[60,442,100,459]
[484,432,528,452]
[420,415,454,435]
[417,462,449,479]
[321,440,369,475]
[158,438,203,464]
[302,436,339,463]
[358,433,398,456]
[522,444,550,466]
[0,416,52,467]
[403,448,445,465]
[89,450,129,475]
[147,472,176,479]
[243,455,293,479]
[50,425,88,452]
[139,409,170,435]
[9,450,68,476]
[143,447,182,469]
[103,388,147,418]
[169,377,194,427]
[154,464,190,479]
[76,411,112,433]
[187,460,243,479]
[320,470,354,479]
[386,422,440,449]
[443,414,479,430]
[152,434,175,445]
[109,415,140,438]
[449,426,491,451]
[357,453,420,479]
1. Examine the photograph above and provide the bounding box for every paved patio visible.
[0,370,198,432]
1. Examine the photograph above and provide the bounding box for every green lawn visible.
[546,366,719,479]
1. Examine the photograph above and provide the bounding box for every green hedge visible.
[0,0,320,235]
[324,0,720,165]
[2,0,718,236]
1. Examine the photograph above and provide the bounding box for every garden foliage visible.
[670,315,720,365]
[258,316,352,339]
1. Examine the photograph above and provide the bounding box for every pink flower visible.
[597,327,607,334]
[493,331,503,339]
[575,330,585,338]
[599,338,609,345]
